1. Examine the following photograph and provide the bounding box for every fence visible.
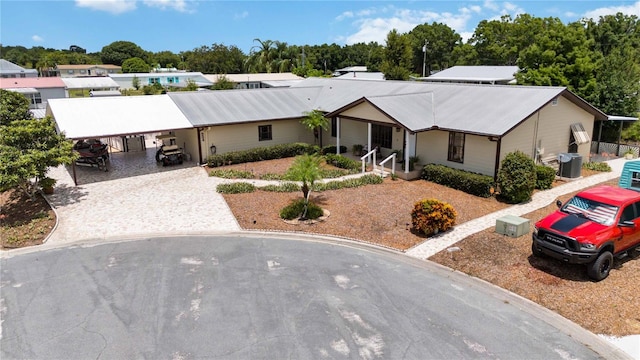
[590,141,639,158]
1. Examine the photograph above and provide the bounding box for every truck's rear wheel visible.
[587,251,613,281]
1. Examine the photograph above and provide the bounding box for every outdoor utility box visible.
[495,215,530,237]
[558,153,582,178]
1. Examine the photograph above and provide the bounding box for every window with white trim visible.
[448,132,465,163]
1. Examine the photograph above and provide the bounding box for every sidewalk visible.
[406,157,627,259]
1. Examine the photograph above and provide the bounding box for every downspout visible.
[532,111,540,162]
[197,127,204,165]
[336,117,341,154]
[493,137,502,181]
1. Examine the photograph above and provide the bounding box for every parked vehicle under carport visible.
[155,134,183,166]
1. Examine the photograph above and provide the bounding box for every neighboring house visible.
[56,64,121,78]
[204,73,304,89]
[0,59,38,78]
[48,78,607,180]
[109,72,213,89]
[332,66,368,77]
[61,77,120,97]
[418,66,519,85]
[335,72,385,81]
[1,77,66,109]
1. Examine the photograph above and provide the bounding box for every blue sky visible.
[1,0,639,55]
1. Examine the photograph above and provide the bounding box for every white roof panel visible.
[48,95,192,139]
[62,77,120,89]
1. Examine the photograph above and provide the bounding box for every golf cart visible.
[155,134,183,166]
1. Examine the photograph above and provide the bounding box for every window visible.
[258,125,272,141]
[631,171,640,191]
[149,77,160,85]
[331,118,337,137]
[31,93,42,106]
[448,132,465,163]
[67,70,74,74]
[371,124,392,149]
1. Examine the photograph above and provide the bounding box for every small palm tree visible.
[301,109,328,146]
[285,154,323,219]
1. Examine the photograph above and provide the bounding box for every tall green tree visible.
[101,40,148,66]
[0,90,32,126]
[121,57,151,73]
[380,29,413,80]
[0,112,75,198]
[408,22,462,75]
[300,109,329,145]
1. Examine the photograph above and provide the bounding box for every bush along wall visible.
[497,150,536,204]
[206,143,316,167]
[421,164,495,198]
[535,165,556,190]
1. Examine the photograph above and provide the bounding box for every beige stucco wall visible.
[416,130,497,176]
[201,119,311,160]
[340,102,397,125]
[173,128,198,163]
[501,95,595,165]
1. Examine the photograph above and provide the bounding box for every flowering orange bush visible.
[411,198,457,236]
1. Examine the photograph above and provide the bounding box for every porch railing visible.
[361,149,377,173]
[378,153,396,177]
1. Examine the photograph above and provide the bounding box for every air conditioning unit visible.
[495,215,530,237]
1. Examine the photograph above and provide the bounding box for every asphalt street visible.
[0,234,624,360]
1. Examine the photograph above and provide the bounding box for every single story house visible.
[204,73,304,89]
[109,72,213,90]
[56,64,121,78]
[417,66,519,85]
[48,77,607,180]
[1,77,66,109]
[0,59,38,78]
[61,77,120,97]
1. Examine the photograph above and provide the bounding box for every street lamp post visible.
[422,40,428,77]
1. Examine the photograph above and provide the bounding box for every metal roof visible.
[48,95,192,139]
[56,64,121,70]
[4,87,38,94]
[168,87,321,127]
[260,80,305,88]
[312,78,606,136]
[336,72,385,81]
[61,77,120,89]
[204,73,303,83]
[421,66,519,83]
[0,77,66,89]
[0,59,38,74]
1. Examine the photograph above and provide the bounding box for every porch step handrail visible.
[360,149,377,173]
[378,153,396,177]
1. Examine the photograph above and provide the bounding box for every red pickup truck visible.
[532,185,640,281]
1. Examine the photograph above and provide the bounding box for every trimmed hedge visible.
[324,154,360,171]
[206,143,315,167]
[535,165,556,190]
[216,182,256,194]
[582,161,612,172]
[497,151,536,204]
[421,164,495,198]
[320,145,347,155]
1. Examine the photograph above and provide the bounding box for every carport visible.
[47,95,195,185]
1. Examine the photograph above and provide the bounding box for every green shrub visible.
[411,198,457,236]
[216,182,256,194]
[535,165,556,190]
[280,199,324,220]
[319,168,351,178]
[421,164,495,198]
[497,151,536,204]
[313,174,383,191]
[209,169,254,179]
[582,161,612,172]
[206,143,314,167]
[320,145,347,155]
[259,173,284,180]
[260,182,300,192]
[324,154,360,171]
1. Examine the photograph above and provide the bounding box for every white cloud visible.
[483,0,499,12]
[32,35,44,42]
[343,5,475,45]
[336,10,354,21]
[75,0,137,14]
[234,10,248,20]
[581,1,640,20]
[143,0,191,13]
